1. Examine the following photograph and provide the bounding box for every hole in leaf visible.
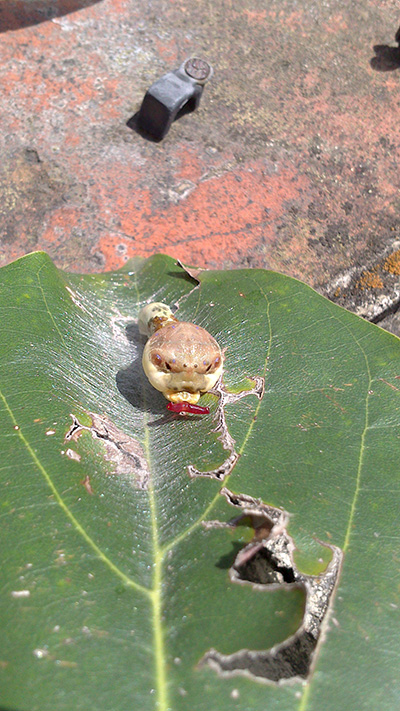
[236,545,296,585]
[200,488,343,684]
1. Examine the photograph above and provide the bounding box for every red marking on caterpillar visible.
[166,402,210,415]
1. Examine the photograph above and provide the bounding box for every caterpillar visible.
[138,302,223,415]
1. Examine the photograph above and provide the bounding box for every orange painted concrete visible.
[0,0,399,315]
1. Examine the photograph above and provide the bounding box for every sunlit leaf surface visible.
[1,252,399,711]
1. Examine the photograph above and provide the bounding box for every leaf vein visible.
[0,388,150,598]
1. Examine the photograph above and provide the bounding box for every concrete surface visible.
[0,0,399,333]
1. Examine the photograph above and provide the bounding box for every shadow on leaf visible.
[215,541,244,570]
[116,322,165,416]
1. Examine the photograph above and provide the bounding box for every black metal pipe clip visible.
[137,58,213,141]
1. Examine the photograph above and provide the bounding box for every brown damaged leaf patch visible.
[65,412,150,490]
[188,376,265,481]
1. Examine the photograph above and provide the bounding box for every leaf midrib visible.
[2,263,171,710]
[161,276,273,555]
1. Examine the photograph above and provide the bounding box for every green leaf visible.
[1,252,399,711]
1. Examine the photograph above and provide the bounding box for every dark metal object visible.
[137,58,213,141]
[184,57,211,82]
